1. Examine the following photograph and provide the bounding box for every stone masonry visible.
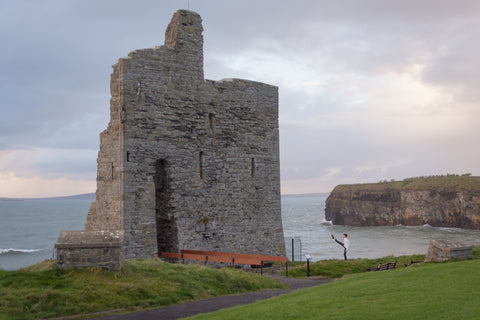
[425,240,473,262]
[55,10,285,269]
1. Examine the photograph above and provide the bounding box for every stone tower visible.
[55,10,285,269]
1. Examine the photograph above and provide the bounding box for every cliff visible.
[325,175,480,229]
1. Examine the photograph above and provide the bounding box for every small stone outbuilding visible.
[55,10,285,270]
[425,240,473,262]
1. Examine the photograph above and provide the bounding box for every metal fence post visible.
[291,238,295,262]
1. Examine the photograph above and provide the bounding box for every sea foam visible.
[0,248,41,255]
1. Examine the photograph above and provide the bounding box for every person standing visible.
[331,233,350,260]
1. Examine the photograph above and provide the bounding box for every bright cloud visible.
[0,171,95,198]
[1,1,480,197]
[0,148,97,179]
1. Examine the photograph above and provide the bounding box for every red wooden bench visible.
[160,249,289,276]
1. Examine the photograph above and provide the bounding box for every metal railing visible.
[285,237,302,262]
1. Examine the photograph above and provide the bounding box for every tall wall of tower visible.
[56,10,285,269]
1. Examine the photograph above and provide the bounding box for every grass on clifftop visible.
[187,259,480,320]
[0,258,286,320]
[188,249,480,320]
[285,246,479,279]
[286,254,426,279]
[334,174,480,192]
[2,249,479,320]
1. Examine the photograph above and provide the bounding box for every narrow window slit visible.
[199,151,204,179]
[251,158,255,178]
[208,113,215,135]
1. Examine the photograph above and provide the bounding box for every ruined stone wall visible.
[57,10,285,268]
[55,231,124,270]
[84,63,125,232]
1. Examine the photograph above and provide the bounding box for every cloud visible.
[1,0,480,197]
[0,171,95,198]
[0,148,97,179]
[0,148,97,198]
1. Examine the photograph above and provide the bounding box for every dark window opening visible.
[199,151,204,179]
[251,158,256,178]
[208,113,215,135]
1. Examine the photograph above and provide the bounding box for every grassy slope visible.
[287,254,426,278]
[1,250,478,320]
[0,259,286,320]
[188,259,480,320]
[334,175,480,192]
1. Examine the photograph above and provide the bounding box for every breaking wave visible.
[0,248,42,255]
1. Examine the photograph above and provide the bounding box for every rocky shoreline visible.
[325,175,480,229]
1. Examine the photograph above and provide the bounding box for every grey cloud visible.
[202,0,480,92]
[0,147,97,179]
[1,0,480,195]
[423,33,480,100]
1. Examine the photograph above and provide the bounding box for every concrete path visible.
[94,275,333,320]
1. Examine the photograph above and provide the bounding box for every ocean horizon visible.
[2,194,480,270]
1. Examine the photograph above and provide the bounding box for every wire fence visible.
[285,237,302,262]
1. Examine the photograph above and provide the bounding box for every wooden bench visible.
[160,249,289,276]
[404,260,423,267]
[366,261,397,272]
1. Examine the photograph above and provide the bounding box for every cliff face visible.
[325,176,480,229]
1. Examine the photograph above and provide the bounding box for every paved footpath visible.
[94,275,333,320]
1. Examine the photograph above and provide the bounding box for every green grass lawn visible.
[287,254,425,278]
[187,259,480,320]
[1,250,479,320]
[0,258,286,320]
[333,174,480,192]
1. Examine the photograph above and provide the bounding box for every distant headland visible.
[0,193,95,202]
[325,174,480,229]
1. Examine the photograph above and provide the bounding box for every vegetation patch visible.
[0,258,286,320]
[2,249,478,319]
[287,254,426,278]
[334,174,480,193]
[188,252,480,320]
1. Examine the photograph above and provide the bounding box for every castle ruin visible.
[55,10,285,269]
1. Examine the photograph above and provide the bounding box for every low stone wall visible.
[425,240,473,262]
[55,231,124,270]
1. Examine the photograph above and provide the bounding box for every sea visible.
[2,194,480,270]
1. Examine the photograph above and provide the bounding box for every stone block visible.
[425,239,473,262]
[55,231,124,271]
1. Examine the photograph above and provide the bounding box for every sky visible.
[1,0,479,197]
